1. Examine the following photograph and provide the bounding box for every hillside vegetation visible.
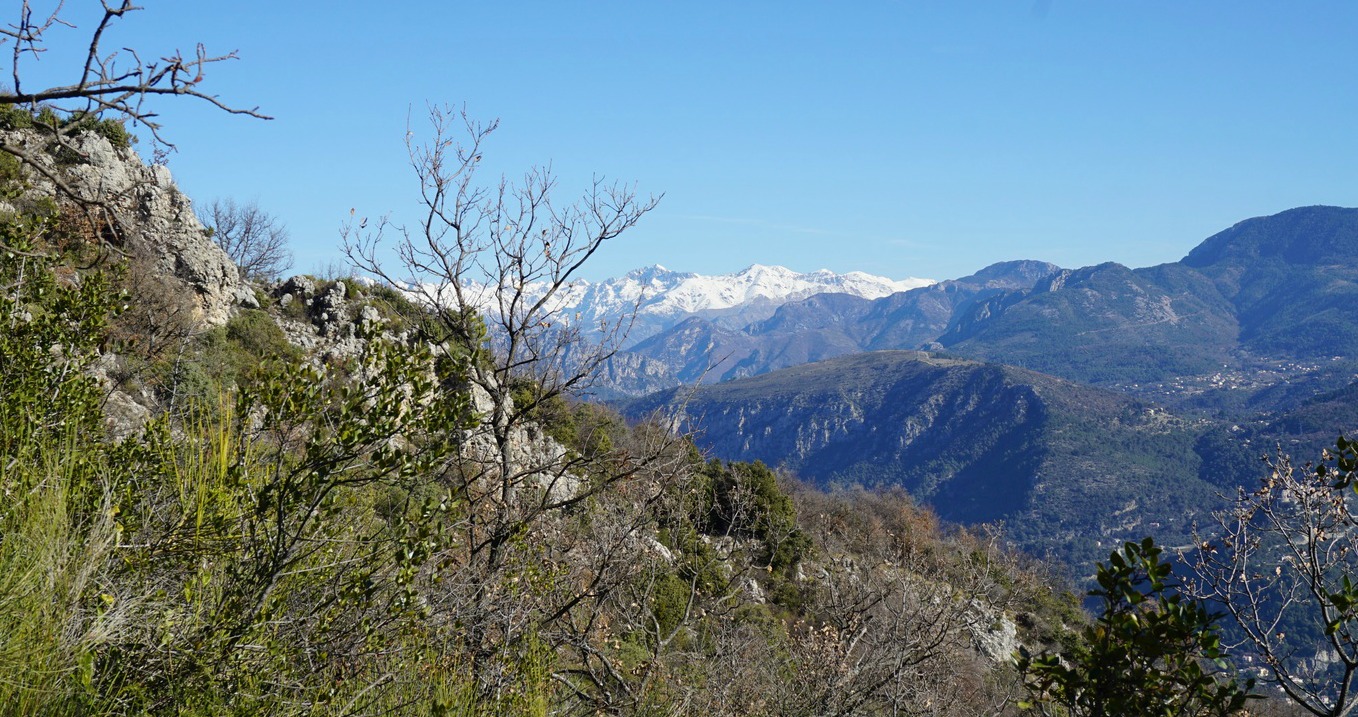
[3,7,1348,715]
[0,120,1102,716]
[623,350,1240,571]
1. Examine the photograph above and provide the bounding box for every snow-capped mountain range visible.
[550,264,933,345]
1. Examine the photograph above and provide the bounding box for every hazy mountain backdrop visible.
[619,206,1358,570]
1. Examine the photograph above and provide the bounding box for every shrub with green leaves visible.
[0,104,134,150]
[700,459,810,573]
[1018,537,1254,717]
[0,218,491,712]
[0,216,120,458]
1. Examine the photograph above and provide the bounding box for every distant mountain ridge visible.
[598,259,1059,397]
[1182,205,1358,357]
[939,206,1358,399]
[940,260,1241,384]
[616,205,1358,572]
[600,206,1358,406]
[549,264,933,346]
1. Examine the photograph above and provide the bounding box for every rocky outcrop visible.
[2,128,248,326]
[968,602,1019,663]
[269,275,393,364]
[262,273,579,502]
[460,380,577,504]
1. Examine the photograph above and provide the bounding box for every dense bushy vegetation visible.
[0,185,1091,714]
[3,187,1330,714]
[1,11,1347,706]
[0,104,135,151]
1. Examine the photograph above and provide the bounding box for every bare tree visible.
[198,197,293,281]
[760,489,1015,717]
[0,1,267,254]
[1189,438,1358,717]
[547,458,791,715]
[660,486,1020,717]
[343,104,670,699]
[345,104,660,512]
[0,1,267,146]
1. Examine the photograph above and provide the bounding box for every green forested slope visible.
[0,123,1080,716]
[625,350,1234,570]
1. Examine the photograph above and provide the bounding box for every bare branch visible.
[0,3,267,256]
[0,1,269,154]
[343,105,679,704]
[1189,444,1358,717]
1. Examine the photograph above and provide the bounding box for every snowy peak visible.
[553,264,933,345]
[593,264,930,317]
[623,264,686,283]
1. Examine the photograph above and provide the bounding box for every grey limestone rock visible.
[313,281,351,336]
[236,286,261,309]
[1,129,245,327]
[87,354,152,440]
[967,602,1019,663]
[103,389,152,441]
[276,275,317,306]
[270,278,397,362]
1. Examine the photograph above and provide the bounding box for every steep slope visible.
[623,317,764,385]
[941,261,1239,384]
[1,128,249,326]
[1182,205,1358,357]
[626,350,1230,569]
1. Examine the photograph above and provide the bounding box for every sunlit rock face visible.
[2,128,247,327]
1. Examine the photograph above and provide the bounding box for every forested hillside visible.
[5,6,1357,716]
[0,57,1090,714]
[623,350,1242,571]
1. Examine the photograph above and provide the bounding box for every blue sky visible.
[36,2,1358,281]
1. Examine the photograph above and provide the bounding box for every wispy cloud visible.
[674,214,837,237]
[676,214,940,258]
[885,237,933,250]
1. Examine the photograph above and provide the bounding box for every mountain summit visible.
[551,264,933,345]
[1183,205,1358,266]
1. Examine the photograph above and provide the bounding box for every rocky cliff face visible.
[622,350,1229,570]
[2,128,249,327]
[0,127,260,439]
